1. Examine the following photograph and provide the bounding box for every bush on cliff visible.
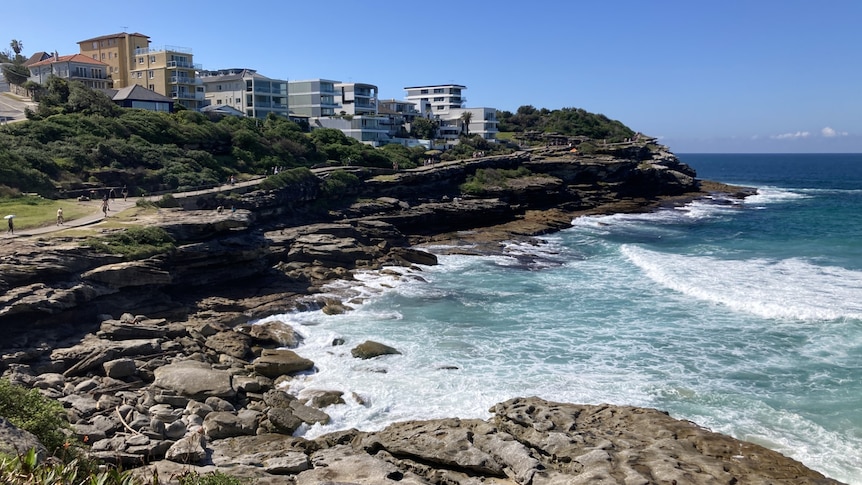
[259,167,318,191]
[461,167,532,195]
[0,378,69,455]
[86,226,176,259]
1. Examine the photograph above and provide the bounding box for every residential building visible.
[129,45,204,110]
[378,99,419,138]
[288,79,340,117]
[198,68,288,119]
[404,84,466,117]
[312,116,389,146]
[77,32,151,88]
[448,107,499,141]
[27,54,110,89]
[334,82,378,116]
[104,84,174,112]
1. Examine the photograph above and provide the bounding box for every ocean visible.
[255,153,862,484]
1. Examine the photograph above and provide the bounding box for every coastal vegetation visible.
[84,226,175,259]
[460,167,533,195]
[0,79,638,201]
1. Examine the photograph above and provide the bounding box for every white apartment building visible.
[198,68,288,119]
[404,84,466,117]
[312,116,390,146]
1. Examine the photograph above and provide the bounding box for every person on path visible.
[101,199,109,217]
[57,208,64,225]
[122,185,128,201]
[7,217,13,234]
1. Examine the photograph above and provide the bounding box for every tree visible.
[410,117,437,140]
[460,111,473,136]
[9,39,23,56]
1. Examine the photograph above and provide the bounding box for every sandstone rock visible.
[263,452,311,474]
[235,320,303,348]
[252,349,314,378]
[153,360,235,399]
[0,417,46,462]
[204,331,251,359]
[298,389,345,409]
[204,411,256,439]
[295,446,426,485]
[289,401,330,426]
[267,407,303,434]
[81,261,172,287]
[103,358,137,378]
[166,433,207,464]
[205,396,236,412]
[351,340,402,359]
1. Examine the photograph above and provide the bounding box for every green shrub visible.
[320,170,360,199]
[460,167,532,195]
[156,193,180,208]
[0,448,139,485]
[86,227,176,259]
[175,470,247,485]
[0,378,69,455]
[259,167,317,191]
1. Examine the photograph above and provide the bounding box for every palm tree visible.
[10,39,23,57]
[460,111,473,136]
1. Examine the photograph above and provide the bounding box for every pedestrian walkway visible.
[2,197,138,238]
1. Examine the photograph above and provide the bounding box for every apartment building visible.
[198,68,288,119]
[27,54,110,89]
[129,45,204,110]
[288,79,340,117]
[378,99,420,138]
[334,82,378,116]
[404,84,466,117]
[447,107,499,141]
[77,32,150,89]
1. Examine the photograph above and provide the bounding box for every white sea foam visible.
[622,245,862,321]
[742,186,809,206]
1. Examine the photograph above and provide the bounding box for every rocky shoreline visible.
[0,145,843,483]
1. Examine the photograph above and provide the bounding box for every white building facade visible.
[27,54,110,89]
[198,68,288,119]
[288,79,340,117]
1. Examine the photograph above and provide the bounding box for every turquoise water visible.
[258,153,862,484]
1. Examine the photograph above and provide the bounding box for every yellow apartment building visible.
[129,45,204,110]
[77,32,151,89]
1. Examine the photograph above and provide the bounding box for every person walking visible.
[7,217,13,234]
[57,207,64,225]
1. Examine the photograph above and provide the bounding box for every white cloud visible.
[821,126,848,137]
[771,131,810,140]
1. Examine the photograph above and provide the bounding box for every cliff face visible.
[0,147,840,483]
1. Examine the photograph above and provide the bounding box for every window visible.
[149,84,154,91]
[138,57,144,64]
[107,52,112,59]
[433,88,444,93]
[101,53,105,59]
[149,70,154,79]
[433,97,444,102]
[217,100,222,105]
[92,55,97,60]
[217,85,222,91]
[420,89,428,94]
[236,98,241,103]
[92,42,98,49]
[150,56,156,63]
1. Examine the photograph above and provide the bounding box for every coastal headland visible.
[0,143,841,484]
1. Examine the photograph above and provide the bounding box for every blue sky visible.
[5,1,860,153]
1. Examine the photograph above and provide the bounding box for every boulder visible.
[236,321,303,348]
[203,411,256,439]
[103,358,137,379]
[153,360,235,399]
[204,331,251,359]
[81,261,172,287]
[165,433,207,464]
[351,340,402,360]
[0,417,47,462]
[252,349,314,378]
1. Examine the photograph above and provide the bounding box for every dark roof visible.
[201,104,244,116]
[24,52,53,67]
[111,84,173,103]
[78,32,150,44]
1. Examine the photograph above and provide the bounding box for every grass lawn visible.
[0,196,98,230]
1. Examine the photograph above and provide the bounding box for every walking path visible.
[2,176,265,239]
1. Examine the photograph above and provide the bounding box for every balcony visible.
[170,76,196,85]
[167,61,202,69]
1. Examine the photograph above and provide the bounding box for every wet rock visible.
[350,340,402,360]
[252,349,314,378]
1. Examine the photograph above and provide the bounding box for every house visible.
[104,84,174,112]
[311,116,390,146]
[27,54,110,89]
[130,45,204,110]
[288,79,340,117]
[78,32,151,89]
[200,104,244,117]
[378,99,419,138]
[23,52,54,68]
[198,68,288,119]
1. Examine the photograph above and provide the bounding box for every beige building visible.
[129,45,203,110]
[77,32,151,89]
